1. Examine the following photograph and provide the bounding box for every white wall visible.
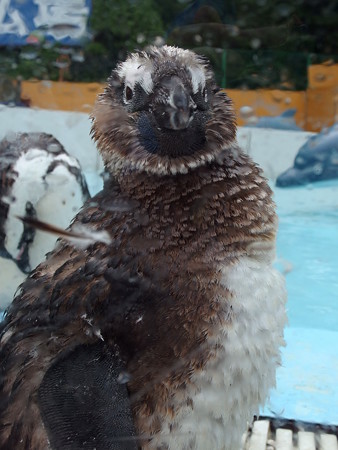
[5,107,337,215]
[0,106,104,174]
[237,127,314,180]
[0,106,314,180]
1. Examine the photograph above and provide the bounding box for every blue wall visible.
[0,0,91,46]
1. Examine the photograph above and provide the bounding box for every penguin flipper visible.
[38,341,137,450]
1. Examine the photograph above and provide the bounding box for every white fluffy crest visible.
[117,56,154,95]
[188,66,206,93]
[158,46,208,92]
[116,45,210,98]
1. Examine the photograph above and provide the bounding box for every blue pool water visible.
[278,210,338,331]
[263,183,338,425]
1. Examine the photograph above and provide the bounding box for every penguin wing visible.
[0,186,153,449]
[38,341,137,450]
[0,243,147,449]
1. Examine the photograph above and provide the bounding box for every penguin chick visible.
[0,46,287,450]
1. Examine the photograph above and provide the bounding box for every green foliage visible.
[90,0,164,57]
[166,0,338,89]
[70,0,167,82]
[0,46,60,81]
[1,0,338,88]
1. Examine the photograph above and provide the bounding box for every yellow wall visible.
[21,81,103,113]
[228,89,306,128]
[306,64,338,131]
[21,65,338,132]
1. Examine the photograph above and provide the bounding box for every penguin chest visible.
[144,256,287,450]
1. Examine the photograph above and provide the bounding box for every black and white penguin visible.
[0,47,287,450]
[0,132,89,308]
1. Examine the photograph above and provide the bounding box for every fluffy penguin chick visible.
[0,46,287,450]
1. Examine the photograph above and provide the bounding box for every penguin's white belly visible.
[0,258,26,308]
[150,256,287,450]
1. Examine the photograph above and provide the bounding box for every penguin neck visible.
[108,145,241,198]
[112,163,209,199]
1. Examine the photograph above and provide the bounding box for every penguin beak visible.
[168,81,196,130]
[155,76,197,131]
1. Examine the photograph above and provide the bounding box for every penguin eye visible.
[125,85,133,102]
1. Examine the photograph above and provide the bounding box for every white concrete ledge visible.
[0,106,315,180]
[0,106,104,173]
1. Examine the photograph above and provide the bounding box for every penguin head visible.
[91,46,237,176]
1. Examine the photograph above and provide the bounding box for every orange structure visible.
[21,81,103,114]
[20,64,338,132]
[306,63,338,131]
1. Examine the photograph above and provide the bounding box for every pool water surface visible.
[263,183,338,425]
